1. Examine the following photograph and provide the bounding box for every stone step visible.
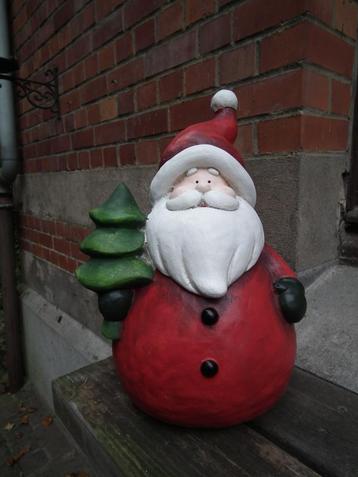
[53,358,358,477]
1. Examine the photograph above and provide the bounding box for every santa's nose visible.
[195,183,211,193]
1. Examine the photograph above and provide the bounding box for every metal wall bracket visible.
[0,67,60,118]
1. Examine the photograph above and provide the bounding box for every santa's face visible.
[146,167,265,298]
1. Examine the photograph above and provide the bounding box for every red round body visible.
[113,252,296,428]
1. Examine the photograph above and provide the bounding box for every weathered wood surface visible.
[251,367,358,477]
[53,359,320,477]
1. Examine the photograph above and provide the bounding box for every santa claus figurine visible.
[76,90,306,428]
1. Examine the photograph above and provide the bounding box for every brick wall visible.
[10,0,358,287]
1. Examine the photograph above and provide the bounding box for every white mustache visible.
[166,189,240,211]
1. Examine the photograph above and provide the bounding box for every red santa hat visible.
[150,90,256,207]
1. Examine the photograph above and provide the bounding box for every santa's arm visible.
[261,244,307,324]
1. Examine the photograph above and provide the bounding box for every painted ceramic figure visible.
[76,90,306,428]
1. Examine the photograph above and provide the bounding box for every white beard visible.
[146,196,265,298]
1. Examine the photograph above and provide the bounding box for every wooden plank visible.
[251,367,358,477]
[53,359,319,477]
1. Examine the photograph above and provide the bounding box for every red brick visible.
[118,90,135,115]
[95,0,125,21]
[134,19,155,53]
[52,135,71,154]
[74,109,88,129]
[235,123,254,155]
[55,221,67,238]
[237,70,301,118]
[170,95,211,132]
[135,139,159,165]
[258,114,349,153]
[53,237,70,255]
[87,104,100,125]
[260,21,355,78]
[335,0,358,39]
[37,245,50,261]
[157,2,183,41]
[115,32,133,62]
[123,0,161,29]
[302,116,348,150]
[62,70,74,93]
[90,149,103,168]
[302,70,330,111]
[65,257,78,274]
[69,225,89,242]
[98,43,115,72]
[60,90,81,114]
[233,0,328,41]
[81,76,107,104]
[108,57,144,91]
[70,241,87,262]
[94,120,126,145]
[66,152,78,171]
[144,31,196,77]
[54,2,74,31]
[158,135,175,154]
[159,70,183,102]
[93,8,123,49]
[185,58,216,95]
[66,34,92,68]
[199,14,231,54]
[136,81,157,110]
[57,155,66,171]
[219,43,256,84]
[84,54,98,79]
[103,146,118,167]
[48,250,60,267]
[185,0,215,25]
[258,116,302,153]
[127,109,168,139]
[304,0,334,25]
[37,231,53,248]
[78,151,90,169]
[42,219,56,236]
[331,80,352,115]
[119,143,136,165]
[64,113,75,132]
[72,129,94,150]
[76,2,95,34]
[99,97,118,121]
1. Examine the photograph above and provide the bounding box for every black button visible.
[201,307,219,326]
[201,360,219,378]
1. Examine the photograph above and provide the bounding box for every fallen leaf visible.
[15,431,23,440]
[6,446,30,466]
[41,415,53,427]
[3,422,15,431]
[20,415,29,425]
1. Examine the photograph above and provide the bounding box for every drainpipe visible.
[0,0,23,392]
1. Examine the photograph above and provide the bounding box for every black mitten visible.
[274,277,307,324]
[98,289,134,339]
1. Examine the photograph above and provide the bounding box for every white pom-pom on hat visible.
[211,89,238,112]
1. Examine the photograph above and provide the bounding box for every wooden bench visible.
[53,358,358,477]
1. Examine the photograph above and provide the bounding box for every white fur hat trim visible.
[150,144,256,206]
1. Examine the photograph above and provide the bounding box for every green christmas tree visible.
[75,184,154,339]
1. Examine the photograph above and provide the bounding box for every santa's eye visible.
[208,180,211,183]
[195,180,199,184]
